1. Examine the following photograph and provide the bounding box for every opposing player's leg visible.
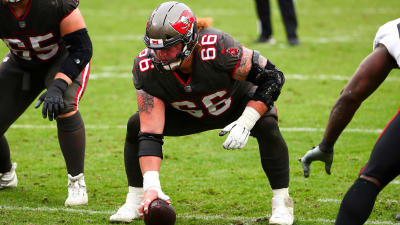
[335,109,400,225]
[0,55,44,189]
[335,178,380,225]
[251,107,293,225]
[44,59,90,206]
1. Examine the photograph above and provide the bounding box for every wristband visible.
[143,171,161,192]
[236,106,261,130]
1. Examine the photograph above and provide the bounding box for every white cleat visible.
[110,187,144,222]
[0,163,17,189]
[269,196,294,225]
[65,173,88,206]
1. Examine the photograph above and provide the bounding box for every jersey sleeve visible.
[200,28,243,75]
[373,18,400,68]
[132,57,144,90]
[58,0,79,21]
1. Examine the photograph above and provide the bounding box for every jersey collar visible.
[8,0,32,21]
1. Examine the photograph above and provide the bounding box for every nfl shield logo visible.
[18,21,26,29]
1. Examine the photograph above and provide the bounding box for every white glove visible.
[219,107,261,150]
[143,171,170,201]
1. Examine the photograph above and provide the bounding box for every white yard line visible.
[318,198,399,204]
[81,7,395,17]
[280,127,383,134]
[9,124,383,134]
[93,34,144,41]
[0,205,113,215]
[88,71,400,83]
[90,72,131,80]
[93,34,357,43]
[0,205,398,225]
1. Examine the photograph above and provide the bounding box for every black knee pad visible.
[56,111,84,132]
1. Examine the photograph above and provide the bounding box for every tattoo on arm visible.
[232,47,267,80]
[137,89,154,114]
[232,47,252,80]
[258,55,267,69]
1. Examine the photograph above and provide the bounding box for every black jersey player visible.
[110,2,293,225]
[0,0,92,206]
[298,18,400,224]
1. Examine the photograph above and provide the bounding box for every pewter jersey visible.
[373,18,400,68]
[0,0,78,68]
[133,27,254,123]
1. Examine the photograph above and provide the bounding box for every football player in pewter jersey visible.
[110,2,294,225]
[0,0,92,206]
[298,18,400,224]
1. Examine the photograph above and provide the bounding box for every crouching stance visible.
[0,0,92,206]
[110,2,293,224]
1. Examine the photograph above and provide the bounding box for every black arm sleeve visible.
[60,28,93,80]
[247,50,285,110]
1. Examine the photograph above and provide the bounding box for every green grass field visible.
[1,0,400,224]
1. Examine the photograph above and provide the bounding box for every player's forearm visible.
[323,47,394,148]
[323,95,362,148]
[54,72,73,85]
[139,156,162,175]
[246,100,267,115]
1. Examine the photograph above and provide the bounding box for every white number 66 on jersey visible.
[170,90,232,118]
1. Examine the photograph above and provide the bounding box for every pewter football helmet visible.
[144,1,198,71]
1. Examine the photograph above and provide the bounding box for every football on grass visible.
[144,199,176,225]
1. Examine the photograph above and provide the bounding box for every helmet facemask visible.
[5,0,22,3]
[147,45,184,71]
[144,2,198,72]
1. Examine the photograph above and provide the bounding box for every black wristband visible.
[137,132,164,159]
[319,138,334,153]
[51,78,68,93]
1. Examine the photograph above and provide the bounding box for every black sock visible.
[57,111,85,176]
[0,136,12,173]
[124,140,143,187]
[124,113,143,187]
[253,117,289,189]
[335,178,380,225]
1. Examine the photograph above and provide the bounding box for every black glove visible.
[298,145,333,178]
[37,79,68,121]
[34,91,47,109]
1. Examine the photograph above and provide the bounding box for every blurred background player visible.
[254,0,299,45]
[298,18,400,223]
[110,1,294,224]
[0,0,92,206]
